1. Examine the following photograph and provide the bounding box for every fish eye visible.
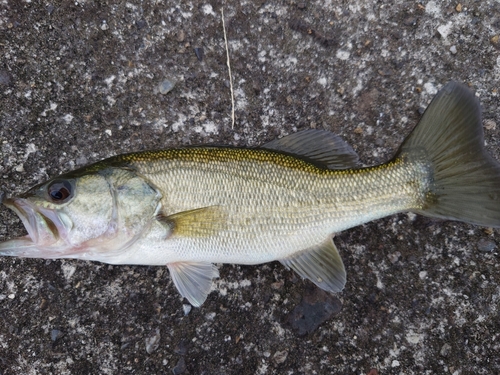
[47,180,74,203]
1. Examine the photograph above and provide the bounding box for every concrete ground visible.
[0,0,499,374]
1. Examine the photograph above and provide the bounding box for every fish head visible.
[0,167,162,261]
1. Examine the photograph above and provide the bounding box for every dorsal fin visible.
[261,129,359,169]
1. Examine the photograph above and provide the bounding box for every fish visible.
[1,81,500,307]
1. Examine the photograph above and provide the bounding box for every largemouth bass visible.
[1,81,500,307]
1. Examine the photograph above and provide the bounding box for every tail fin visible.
[396,81,500,227]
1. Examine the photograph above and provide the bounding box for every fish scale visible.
[127,150,429,262]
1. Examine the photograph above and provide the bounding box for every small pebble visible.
[172,357,186,375]
[391,360,400,367]
[403,17,417,26]
[51,329,63,342]
[450,45,457,54]
[194,47,204,61]
[477,239,496,252]
[491,35,500,50]
[205,312,216,320]
[76,156,88,166]
[440,343,451,357]
[120,342,130,350]
[388,251,401,264]
[483,227,494,235]
[286,288,342,336]
[135,19,147,29]
[484,119,496,130]
[159,79,176,95]
[378,68,393,76]
[0,70,11,86]
[271,281,284,290]
[101,21,109,31]
[174,340,189,356]
[176,30,185,42]
[182,304,192,315]
[273,350,288,364]
[145,329,161,354]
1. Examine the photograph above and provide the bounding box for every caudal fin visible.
[396,81,500,227]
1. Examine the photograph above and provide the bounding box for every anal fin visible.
[280,238,346,293]
[167,262,220,307]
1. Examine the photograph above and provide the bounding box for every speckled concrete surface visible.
[1,1,499,374]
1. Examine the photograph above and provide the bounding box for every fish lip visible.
[2,197,63,246]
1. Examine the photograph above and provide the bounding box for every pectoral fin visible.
[280,238,346,293]
[167,262,220,307]
[157,206,227,238]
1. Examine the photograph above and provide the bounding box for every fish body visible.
[2,81,500,306]
[104,147,429,266]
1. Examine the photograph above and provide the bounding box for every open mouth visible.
[0,196,72,257]
[4,198,60,244]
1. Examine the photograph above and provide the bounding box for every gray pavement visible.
[0,1,499,374]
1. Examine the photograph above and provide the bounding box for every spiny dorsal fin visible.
[262,129,359,169]
[280,237,346,293]
[157,206,227,238]
[167,262,219,307]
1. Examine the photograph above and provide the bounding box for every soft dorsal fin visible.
[167,262,220,307]
[262,129,359,169]
[280,237,346,293]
